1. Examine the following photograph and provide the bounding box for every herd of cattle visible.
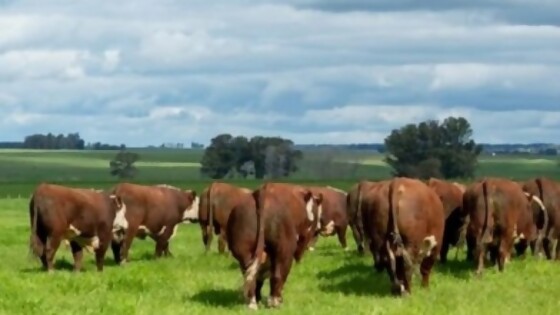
[27,176,560,309]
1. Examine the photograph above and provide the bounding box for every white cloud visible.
[0,0,558,145]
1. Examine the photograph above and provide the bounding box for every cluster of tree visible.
[384,116,483,179]
[109,150,140,179]
[23,133,85,150]
[200,134,302,179]
[86,142,125,150]
[0,142,24,149]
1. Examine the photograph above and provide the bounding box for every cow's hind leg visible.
[420,254,437,288]
[69,241,84,273]
[154,226,175,258]
[349,223,364,254]
[268,252,293,308]
[218,228,228,254]
[337,225,348,250]
[111,241,123,264]
[120,225,139,264]
[45,235,62,273]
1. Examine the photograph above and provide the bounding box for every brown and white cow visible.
[108,183,199,264]
[346,180,379,254]
[28,183,128,272]
[522,177,558,259]
[198,181,252,253]
[227,182,323,310]
[427,178,468,263]
[306,185,349,251]
[464,177,543,276]
[361,177,445,295]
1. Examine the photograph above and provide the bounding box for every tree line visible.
[200,116,484,180]
[17,133,124,150]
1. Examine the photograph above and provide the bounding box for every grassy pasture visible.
[0,149,559,314]
[1,197,559,315]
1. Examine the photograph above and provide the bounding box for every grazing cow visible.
[28,183,128,272]
[346,180,379,254]
[361,177,445,295]
[522,177,559,259]
[198,181,252,253]
[464,177,544,276]
[306,185,349,251]
[427,178,468,263]
[227,182,323,310]
[109,183,199,264]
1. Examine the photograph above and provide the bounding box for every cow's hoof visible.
[248,297,258,310]
[267,296,281,308]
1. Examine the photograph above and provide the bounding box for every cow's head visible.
[109,194,128,242]
[181,190,199,223]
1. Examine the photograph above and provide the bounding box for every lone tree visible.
[110,150,140,179]
[200,133,302,179]
[384,116,482,180]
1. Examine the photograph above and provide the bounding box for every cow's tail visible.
[387,179,413,271]
[480,180,492,245]
[534,178,549,256]
[28,194,43,260]
[355,182,365,248]
[204,183,214,252]
[536,178,549,232]
[244,185,266,294]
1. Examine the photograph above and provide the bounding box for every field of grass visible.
[1,149,559,314]
[1,197,559,315]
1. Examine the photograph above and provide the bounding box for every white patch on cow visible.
[245,258,260,283]
[183,196,200,221]
[321,220,335,236]
[531,195,546,212]
[112,198,128,231]
[326,186,348,196]
[316,204,323,229]
[158,226,167,236]
[139,225,150,234]
[68,224,82,237]
[305,198,314,221]
[240,188,253,194]
[420,235,437,257]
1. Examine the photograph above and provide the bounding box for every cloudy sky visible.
[1,0,559,146]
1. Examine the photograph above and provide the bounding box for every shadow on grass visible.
[316,262,393,297]
[190,288,241,308]
[436,258,474,280]
[20,258,75,273]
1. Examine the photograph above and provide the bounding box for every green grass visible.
[1,197,559,315]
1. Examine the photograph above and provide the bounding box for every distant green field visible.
[0,148,558,197]
[2,197,560,315]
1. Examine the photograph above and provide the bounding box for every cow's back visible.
[395,178,445,249]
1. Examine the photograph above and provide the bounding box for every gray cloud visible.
[0,0,559,145]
